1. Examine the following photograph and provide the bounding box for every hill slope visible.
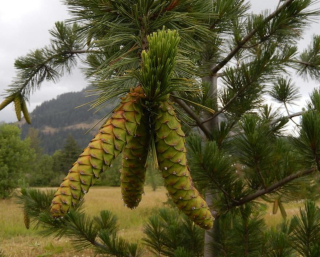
[20,88,116,154]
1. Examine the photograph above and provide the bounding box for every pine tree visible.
[27,128,43,156]
[0,124,36,198]
[25,128,57,187]
[60,135,82,173]
[2,0,320,255]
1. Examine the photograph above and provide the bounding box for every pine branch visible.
[295,35,320,81]
[270,111,305,125]
[3,22,89,100]
[172,93,212,139]
[210,0,295,75]
[284,102,300,126]
[256,165,267,190]
[285,110,305,120]
[212,70,263,120]
[214,43,296,121]
[240,37,271,49]
[231,167,315,207]
[199,162,238,205]
[214,83,249,118]
[68,50,98,54]
[290,59,317,68]
[93,241,109,251]
[7,49,91,97]
[201,115,216,125]
[174,51,278,142]
[17,188,140,256]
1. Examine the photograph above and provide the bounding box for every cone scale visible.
[50,87,145,217]
[121,111,150,209]
[155,100,214,230]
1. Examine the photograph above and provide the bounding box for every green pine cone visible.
[21,97,31,124]
[50,87,145,217]
[14,95,22,121]
[121,111,150,209]
[0,95,14,110]
[155,100,214,230]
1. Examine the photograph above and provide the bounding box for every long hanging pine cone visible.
[0,95,14,110]
[50,87,145,217]
[21,97,31,124]
[0,94,31,124]
[155,98,214,229]
[14,95,22,121]
[121,110,150,209]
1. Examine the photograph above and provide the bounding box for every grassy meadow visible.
[0,186,167,257]
[0,186,306,257]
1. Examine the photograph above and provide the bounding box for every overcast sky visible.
[0,1,87,123]
[0,0,319,123]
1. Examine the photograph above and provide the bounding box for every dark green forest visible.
[0,123,162,191]
[19,87,116,154]
[1,88,163,190]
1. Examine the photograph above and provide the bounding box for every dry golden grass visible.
[82,186,167,241]
[0,186,167,257]
[262,201,305,227]
[0,186,307,257]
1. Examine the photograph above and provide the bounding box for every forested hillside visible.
[19,87,116,154]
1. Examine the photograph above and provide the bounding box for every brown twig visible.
[171,93,212,139]
[231,167,315,207]
[270,110,305,125]
[290,59,317,68]
[165,0,181,12]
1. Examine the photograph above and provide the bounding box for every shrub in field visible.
[0,124,35,198]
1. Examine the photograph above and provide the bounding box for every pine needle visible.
[171,94,215,114]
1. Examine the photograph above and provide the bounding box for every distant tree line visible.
[19,88,116,155]
[29,88,115,128]
[22,128,94,155]
[0,124,162,198]
[0,124,34,198]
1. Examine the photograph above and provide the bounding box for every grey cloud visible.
[0,1,88,123]
[0,0,319,123]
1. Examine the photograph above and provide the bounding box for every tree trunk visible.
[202,75,218,133]
[202,75,219,257]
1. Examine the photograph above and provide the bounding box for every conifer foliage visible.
[1,0,216,230]
[49,29,213,229]
[3,0,320,255]
[17,187,320,256]
[17,189,143,256]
